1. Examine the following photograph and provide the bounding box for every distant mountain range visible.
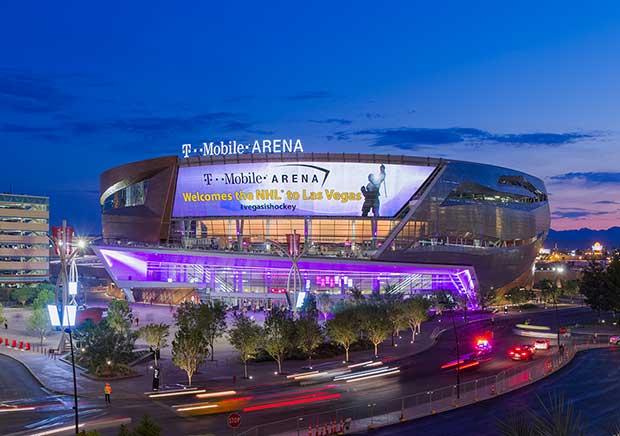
[546,226,620,250]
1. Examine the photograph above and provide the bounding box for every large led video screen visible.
[172,161,435,218]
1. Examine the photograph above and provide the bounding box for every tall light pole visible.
[47,220,85,435]
[553,266,565,347]
[47,304,79,434]
[49,220,85,352]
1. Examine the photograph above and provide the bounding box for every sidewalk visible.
[0,307,494,401]
[0,301,561,402]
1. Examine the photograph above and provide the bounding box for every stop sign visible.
[227,413,241,428]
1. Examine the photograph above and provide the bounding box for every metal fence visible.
[238,339,609,436]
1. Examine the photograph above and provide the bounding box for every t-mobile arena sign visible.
[172,161,435,218]
[182,139,304,158]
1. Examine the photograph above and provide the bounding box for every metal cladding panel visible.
[100,156,178,243]
[380,160,550,292]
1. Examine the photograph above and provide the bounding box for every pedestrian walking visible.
[135,317,139,327]
[4,321,7,329]
[104,382,112,404]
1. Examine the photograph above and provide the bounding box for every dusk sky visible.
[1,1,619,234]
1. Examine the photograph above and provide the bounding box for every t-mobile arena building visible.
[93,151,549,309]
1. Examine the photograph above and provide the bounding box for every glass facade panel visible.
[102,179,149,212]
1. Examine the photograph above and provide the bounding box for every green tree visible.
[381,291,406,346]
[326,306,358,362]
[228,313,262,378]
[349,286,365,303]
[28,286,56,345]
[132,414,161,436]
[316,293,332,321]
[107,300,133,334]
[479,286,500,308]
[561,279,580,298]
[538,279,560,304]
[360,302,392,358]
[12,287,35,306]
[580,260,611,318]
[28,306,50,347]
[505,287,533,306]
[32,286,55,309]
[296,313,323,368]
[172,326,207,386]
[604,253,620,312]
[74,319,138,376]
[263,308,295,374]
[117,414,161,436]
[403,296,430,342]
[0,303,6,325]
[199,300,227,361]
[139,323,169,366]
[431,290,453,315]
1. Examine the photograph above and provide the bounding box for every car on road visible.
[609,336,620,345]
[508,346,534,361]
[534,339,550,350]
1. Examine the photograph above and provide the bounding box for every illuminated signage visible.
[172,161,435,218]
[182,139,304,158]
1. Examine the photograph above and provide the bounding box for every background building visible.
[0,193,50,292]
[95,153,550,306]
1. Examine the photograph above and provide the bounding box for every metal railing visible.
[239,339,609,436]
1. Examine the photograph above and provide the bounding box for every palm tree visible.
[497,394,586,436]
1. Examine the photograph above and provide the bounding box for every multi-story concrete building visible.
[0,193,50,287]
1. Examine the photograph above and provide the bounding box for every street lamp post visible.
[450,308,461,399]
[67,327,79,434]
[47,220,85,435]
[553,266,564,347]
[47,304,79,434]
[49,221,85,353]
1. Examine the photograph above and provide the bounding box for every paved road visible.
[374,347,620,436]
[0,307,599,435]
[0,353,46,401]
[0,353,107,435]
[133,307,599,435]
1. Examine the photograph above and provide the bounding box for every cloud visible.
[332,127,595,150]
[309,118,352,126]
[593,200,620,205]
[1,111,270,143]
[0,70,73,113]
[551,209,611,219]
[0,123,65,142]
[222,120,274,135]
[286,91,331,101]
[550,172,620,185]
[108,112,236,136]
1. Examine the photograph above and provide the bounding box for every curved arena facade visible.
[93,153,549,308]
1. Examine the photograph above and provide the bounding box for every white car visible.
[534,339,550,350]
[609,336,620,345]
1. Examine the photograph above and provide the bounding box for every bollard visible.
[4,337,7,346]
[19,340,24,350]
[11,339,16,348]
[25,342,31,351]
[308,425,312,436]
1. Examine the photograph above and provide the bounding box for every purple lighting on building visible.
[92,245,479,306]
